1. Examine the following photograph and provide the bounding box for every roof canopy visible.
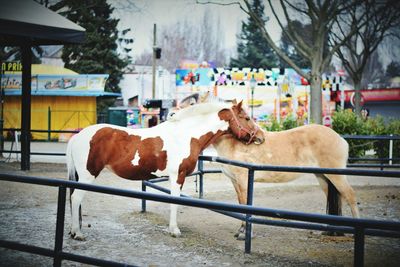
[0,0,85,45]
[0,0,86,171]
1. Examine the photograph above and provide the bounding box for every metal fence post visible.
[326,180,343,236]
[141,180,146,212]
[54,186,67,267]
[198,157,204,199]
[354,227,365,267]
[47,106,51,141]
[389,134,393,165]
[245,169,255,254]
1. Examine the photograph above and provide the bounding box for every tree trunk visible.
[310,74,323,124]
[354,79,362,117]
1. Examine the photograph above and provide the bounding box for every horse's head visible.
[219,101,265,145]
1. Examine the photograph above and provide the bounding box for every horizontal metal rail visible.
[1,163,400,266]
[199,155,400,178]
[341,135,400,140]
[2,128,80,134]
[1,134,399,168]
[1,173,399,233]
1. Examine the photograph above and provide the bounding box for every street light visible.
[249,74,257,119]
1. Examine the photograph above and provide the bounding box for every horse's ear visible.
[232,99,237,105]
[218,108,232,121]
[200,91,210,103]
[237,100,243,110]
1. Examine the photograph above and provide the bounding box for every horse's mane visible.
[168,102,230,122]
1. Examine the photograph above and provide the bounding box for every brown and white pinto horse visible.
[179,96,360,240]
[66,101,264,240]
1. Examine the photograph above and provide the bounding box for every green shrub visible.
[260,109,400,163]
[332,110,400,163]
[261,114,306,132]
[281,115,298,130]
[331,110,371,158]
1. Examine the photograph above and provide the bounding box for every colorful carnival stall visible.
[1,63,118,140]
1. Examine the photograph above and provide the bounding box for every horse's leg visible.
[70,171,95,241]
[317,173,344,216]
[224,168,249,240]
[315,174,328,197]
[323,174,360,218]
[168,177,181,237]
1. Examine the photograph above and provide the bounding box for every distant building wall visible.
[4,96,96,140]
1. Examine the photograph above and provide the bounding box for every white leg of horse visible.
[169,179,181,237]
[70,171,95,240]
[324,174,360,218]
[70,189,86,240]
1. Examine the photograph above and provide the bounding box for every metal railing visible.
[342,135,400,169]
[1,131,398,169]
[1,165,400,267]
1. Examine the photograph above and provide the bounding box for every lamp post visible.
[249,74,257,119]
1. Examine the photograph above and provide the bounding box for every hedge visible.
[259,111,400,163]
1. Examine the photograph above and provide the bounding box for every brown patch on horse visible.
[177,130,225,185]
[87,127,167,180]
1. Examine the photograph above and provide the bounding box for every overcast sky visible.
[111,0,282,60]
[110,0,399,69]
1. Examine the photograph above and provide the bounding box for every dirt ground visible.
[0,161,399,267]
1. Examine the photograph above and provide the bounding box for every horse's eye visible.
[246,117,250,121]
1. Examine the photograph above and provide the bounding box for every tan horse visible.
[179,94,360,240]
[213,124,359,239]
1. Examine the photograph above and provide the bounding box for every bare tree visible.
[135,12,229,73]
[332,0,400,116]
[359,50,384,87]
[199,0,363,124]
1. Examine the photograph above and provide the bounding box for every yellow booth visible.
[1,64,119,140]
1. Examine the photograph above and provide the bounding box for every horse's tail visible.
[66,135,79,205]
[340,136,350,168]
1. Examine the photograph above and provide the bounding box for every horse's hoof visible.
[70,232,86,241]
[168,227,181,237]
[236,232,246,240]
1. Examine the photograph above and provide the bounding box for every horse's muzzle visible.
[253,136,265,145]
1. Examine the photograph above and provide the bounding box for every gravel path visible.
[0,162,399,266]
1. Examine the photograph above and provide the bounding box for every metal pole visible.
[198,157,204,199]
[389,134,393,165]
[354,227,365,267]
[54,186,67,267]
[21,45,32,170]
[48,106,51,141]
[326,180,343,236]
[0,60,4,158]
[245,169,255,253]
[340,82,345,110]
[141,180,147,212]
[152,24,157,99]
[277,84,281,124]
[251,88,254,119]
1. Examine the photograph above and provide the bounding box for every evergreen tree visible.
[50,0,129,95]
[230,0,278,69]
